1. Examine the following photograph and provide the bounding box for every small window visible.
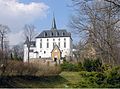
[44,32,47,37]
[58,38,60,41]
[40,39,42,41]
[47,42,49,48]
[64,38,66,41]
[44,51,46,54]
[62,32,65,36]
[47,39,49,41]
[53,39,55,41]
[58,42,60,47]
[40,43,42,48]
[51,32,53,36]
[64,42,66,48]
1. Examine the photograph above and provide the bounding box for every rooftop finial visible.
[51,13,57,30]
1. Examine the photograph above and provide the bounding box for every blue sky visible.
[20,0,72,31]
[0,0,79,45]
[19,0,79,43]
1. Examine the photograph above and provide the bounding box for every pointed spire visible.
[51,13,57,30]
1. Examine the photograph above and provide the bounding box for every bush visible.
[0,60,61,76]
[83,58,102,72]
[61,62,80,71]
[69,66,120,88]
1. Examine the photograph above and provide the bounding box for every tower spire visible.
[51,13,57,30]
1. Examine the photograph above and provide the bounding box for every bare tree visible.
[70,0,120,65]
[73,41,86,63]
[104,0,120,7]
[0,24,9,65]
[24,24,36,63]
[11,44,24,61]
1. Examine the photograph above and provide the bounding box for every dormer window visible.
[62,32,65,36]
[44,32,47,37]
[51,32,53,36]
[56,32,59,36]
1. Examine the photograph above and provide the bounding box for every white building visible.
[24,17,73,62]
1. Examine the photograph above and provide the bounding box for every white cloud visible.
[0,0,49,45]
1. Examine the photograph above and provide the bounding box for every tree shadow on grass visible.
[0,75,68,88]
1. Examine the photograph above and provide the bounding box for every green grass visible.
[0,72,80,88]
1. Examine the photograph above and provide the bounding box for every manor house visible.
[24,16,73,62]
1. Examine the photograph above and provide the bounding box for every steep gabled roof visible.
[51,44,61,53]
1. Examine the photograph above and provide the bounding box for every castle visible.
[24,16,73,62]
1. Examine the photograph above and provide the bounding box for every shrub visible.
[83,58,102,72]
[0,60,61,76]
[83,59,93,72]
[70,66,120,88]
[61,62,79,71]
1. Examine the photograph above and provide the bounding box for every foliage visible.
[61,58,102,72]
[60,61,83,72]
[83,58,102,72]
[68,66,120,88]
[61,62,77,71]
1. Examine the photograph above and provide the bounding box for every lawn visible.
[0,72,80,88]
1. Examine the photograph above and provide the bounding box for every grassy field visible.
[0,72,80,88]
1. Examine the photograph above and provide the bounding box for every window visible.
[40,43,42,48]
[44,51,46,54]
[64,42,66,48]
[40,39,42,48]
[53,39,55,41]
[47,42,49,48]
[58,42,60,47]
[58,38,60,41]
[62,32,65,36]
[44,32,47,37]
[47,39,49,48]
[51,32,53,36]
[64,38,66,41]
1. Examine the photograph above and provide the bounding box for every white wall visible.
[24,44,28,62]
[36,37,72,58]
[24,36,73,61]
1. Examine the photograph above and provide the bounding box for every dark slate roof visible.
[36,29,71,38]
